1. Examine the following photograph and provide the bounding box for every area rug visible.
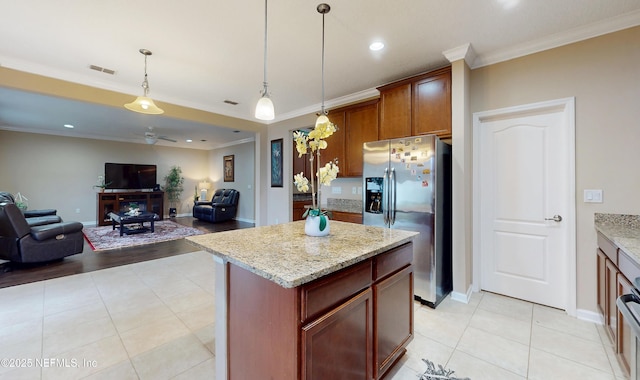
[420,359,470,380]
[83,220,204,251]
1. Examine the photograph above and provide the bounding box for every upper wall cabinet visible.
[378,66,451,140]
[329,99,379,177]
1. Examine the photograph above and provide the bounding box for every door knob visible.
[545,215,563,222]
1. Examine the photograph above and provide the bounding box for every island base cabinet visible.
[302,289,373,380]
[225,242,414,380]
[374,265,414,379]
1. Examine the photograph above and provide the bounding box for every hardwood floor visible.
[0,217,254,289]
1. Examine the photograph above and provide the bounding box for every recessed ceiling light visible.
[369,41,384,51]
[186,139,193,143]
[63,124,74,129]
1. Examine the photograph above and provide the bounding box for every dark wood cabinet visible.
[345,101,379,177]
[413,71,452,136]
[378,66,451,140]
[96,191,164,226]
[618,273,633,375]
[331,211,362,224]
[597,248,606,316]
[378,83,411,140]
[605,258,618,341]
[329,99,379,177]
[596,231,637,378]
[302,288,373,380]
[323,110,346,170]
[226,242,413,379]
[293,200,310,221]
[374,264,413,378]
[293,135,312,181]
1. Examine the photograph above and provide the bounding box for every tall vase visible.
[305,215,330,237]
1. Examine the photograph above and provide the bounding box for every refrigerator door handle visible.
[383,168,389,226]
[390,168,397,225]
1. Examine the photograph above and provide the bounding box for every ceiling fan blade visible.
[158,136,177,143]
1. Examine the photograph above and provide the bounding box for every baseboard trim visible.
[576,308,604,325]
[450,285,473,304]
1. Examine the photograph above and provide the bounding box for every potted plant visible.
[164,166,184,217]
[293,120,339,236]
[93,175,111,192]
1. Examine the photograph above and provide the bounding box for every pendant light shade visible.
[255,0,275,121]
[315,3,331,127]
[255,93,275,120]
[124,49,164,115]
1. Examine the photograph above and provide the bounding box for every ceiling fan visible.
[143,127,177,145]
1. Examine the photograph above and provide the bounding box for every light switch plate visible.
[584,189,603,203]
[332,186,342,194]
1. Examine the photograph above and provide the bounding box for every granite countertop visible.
[186,221,417,288]
[594,213,640,264]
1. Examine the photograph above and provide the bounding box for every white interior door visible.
[473,98,575,311]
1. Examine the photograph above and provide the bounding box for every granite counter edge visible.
[186,235,416,288]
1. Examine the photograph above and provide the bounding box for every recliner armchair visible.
[193,189,239,223]
[0,192,61,226]
[0,202,84,263]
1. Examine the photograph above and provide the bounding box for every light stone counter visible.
[594,213,640,264]
[186,220,417,288]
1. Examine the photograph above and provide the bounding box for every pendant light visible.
[124,49,164,115]
[255,0,275,120]
[315,3,330,128]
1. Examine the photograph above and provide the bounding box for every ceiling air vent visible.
[89,65,116,75]
[224,100,239,105]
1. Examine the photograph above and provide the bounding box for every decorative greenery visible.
[163,166,184,208]
[14,192,28,211]
[293,120,340,231]
[93,175,111,190]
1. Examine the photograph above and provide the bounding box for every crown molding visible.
[443,43,476,66]
[472,9,640,69]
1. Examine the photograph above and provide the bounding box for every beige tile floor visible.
[0,251,627,380]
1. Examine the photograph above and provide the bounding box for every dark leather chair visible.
[0,192,61,226]
[0,202,84,263]
[193,189,239,223]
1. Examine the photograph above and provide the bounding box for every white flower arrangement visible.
[293,119,340,229]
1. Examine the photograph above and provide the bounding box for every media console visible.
[96,191,164,226]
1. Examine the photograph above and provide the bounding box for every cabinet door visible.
[412,70,451,137]
[331,211,362,224]
[302,288,373,380]
[597,249,606,317]
[379,83,411,140]
[293,201,311,221]
[293,133,312,180]
[345,102,379,177]
[606,258,618,342]
[323,110,346,171]
[618,274,633,375]
[374,265,413,379]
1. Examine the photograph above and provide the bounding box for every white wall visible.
[208,140,255,222]
[0,130,245,224]
[469,26,640,313]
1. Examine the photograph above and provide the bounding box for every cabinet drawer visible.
[301,260,372,323]
[374,243,413,281]
[598,233,618,264]
[619,250,640,285]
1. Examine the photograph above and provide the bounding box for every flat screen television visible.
[105,163,157,190]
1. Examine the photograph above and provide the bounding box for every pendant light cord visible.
[320,9,325,115]
[263,0,269,91]
[142,53,149,97]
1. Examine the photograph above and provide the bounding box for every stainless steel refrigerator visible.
[363,134,451,308]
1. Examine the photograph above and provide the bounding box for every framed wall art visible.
[271,138,283,187]
[223,155,234,182]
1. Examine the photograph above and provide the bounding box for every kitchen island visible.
[187,220,418,380]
